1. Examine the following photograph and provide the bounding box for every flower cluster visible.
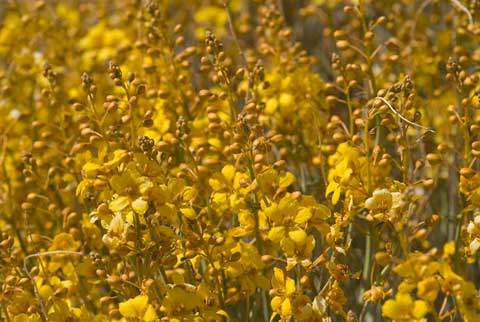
[1,0,480,321]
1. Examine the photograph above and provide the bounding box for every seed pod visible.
[261,255,274,264]
[422,178,435,188]
[336,40,349,50]
[426,214,440,226]
[374,252,391,266]
[107,275,121,285]
[426,153,441,165]
[472,150,480,158]
[472,141,480,150]
[460,167,475,178]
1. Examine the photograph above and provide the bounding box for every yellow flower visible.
[119,295,158,321]
[13,314,42,322]
[160,286,203,317]
[271,268,296,319]
[49,232,80,252]
[456,281,480,322]
[417,277,439,302]
[382,292,429,321]
[326,281,347,313]
[326,143,368,205]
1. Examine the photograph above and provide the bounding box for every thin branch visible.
[223,1,248,68]
[451,0,473,25]
[411,0,434,40]
[373,97,435,132]
[224,1,252,100]
[23,251,83,322]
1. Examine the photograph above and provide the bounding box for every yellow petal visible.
[332,188,341,205]
[285,277,296,295]
[288,229,307,245]
[221,164,236,182]
[271,296,282,311]
[281,298,292,317]
[109,196,130,212]
[132,197,148,215]
[268,226,285,243]
[82,162,102,178]
[265,97,279,114]
[279,93,293,108]
[443,241,455,257]
[413,300,429,319]
[295,208,312,224]
[272,267,285,287]
[119,295,149,318]
[381,299,397,319]
[38,285,53,299]
[143,305,158,321]
[279,172,296,188]
[180,208,198,220]
[417,277,439,302]
[208,138,222,150]
[314,204,331,219]
[183,186,198,201]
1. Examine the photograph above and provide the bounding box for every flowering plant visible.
[1,0,480,321]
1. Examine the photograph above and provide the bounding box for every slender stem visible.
[374,97,434,132]
[23,251,83,322]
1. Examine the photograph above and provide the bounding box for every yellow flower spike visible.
[4,1,480,321]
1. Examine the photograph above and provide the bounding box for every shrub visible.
[1,0,480,321]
